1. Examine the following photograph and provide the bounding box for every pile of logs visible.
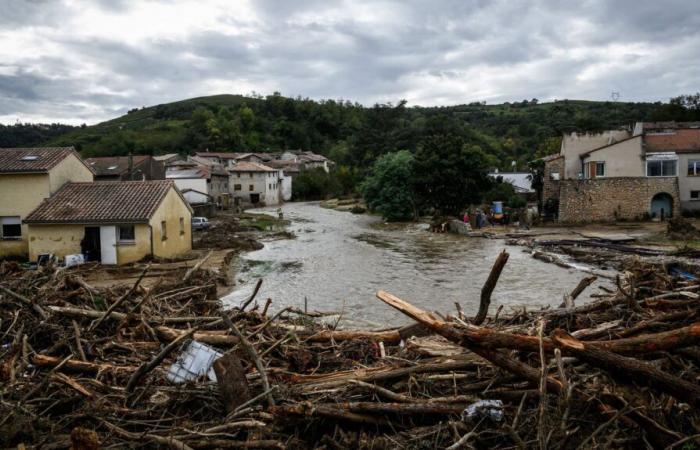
[1,253,699,449]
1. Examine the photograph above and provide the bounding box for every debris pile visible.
[1,253,699,449]
[667,216,700,241]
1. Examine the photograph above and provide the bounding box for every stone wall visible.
[542,156,564,205]
[559,177,680,223]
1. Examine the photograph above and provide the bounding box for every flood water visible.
[222,202,611,329]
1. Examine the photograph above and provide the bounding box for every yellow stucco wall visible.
[0,174,50,257]
[1,154,93,259]
[149,188,192,259]
[27,224,84,261]
[116,224,152,264]
[48,154,94,192]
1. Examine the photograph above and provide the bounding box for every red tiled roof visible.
[644,129,700,154]
[84,155,151,176]
[195,152,249,159]
[24,181,179,224]
[229,161,277,172]
[0,147,90,174]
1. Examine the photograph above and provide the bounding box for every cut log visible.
[305,329,402,343]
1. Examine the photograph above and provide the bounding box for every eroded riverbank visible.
[223,202,613,328]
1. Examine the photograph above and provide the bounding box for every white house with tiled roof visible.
[0,147,94,258]
[229,161,282,206]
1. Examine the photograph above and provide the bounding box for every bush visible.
[292,168,341,201]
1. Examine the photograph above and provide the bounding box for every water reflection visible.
[222,202,611,329]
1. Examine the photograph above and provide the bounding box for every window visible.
[691,191,700,200]
[1,216,21,240]
[647,160,677,177]
[249,184,254,191]
[689,160,700,176]
[250,173,253,178]
[161,220,167,240]
[237,173,241,178]
[595,162,605,177]
[234,184,242,191]
[118,225,135,243]
[180,217,185,235]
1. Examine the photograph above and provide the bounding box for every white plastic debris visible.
[166,341,223,384]
[64,254,84,267]
[462,399,504,422]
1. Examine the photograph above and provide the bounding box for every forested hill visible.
[2,93,694,169]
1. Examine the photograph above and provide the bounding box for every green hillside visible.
[35,93,692,170]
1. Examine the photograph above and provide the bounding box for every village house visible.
[487,170,537,202]
[23,181,192,264]
[85,155,165,181]
[542,122,700,222]
[165,160,231,209]
[0,147,94,258]
[279,150,334,172]
[228,161,282,206]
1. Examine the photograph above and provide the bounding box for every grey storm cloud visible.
[1,0,699,124]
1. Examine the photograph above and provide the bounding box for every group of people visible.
[462,209,491,229]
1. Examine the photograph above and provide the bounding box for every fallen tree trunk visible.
[551,330,700,407]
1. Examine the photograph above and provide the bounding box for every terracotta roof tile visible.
[229,161,277,172]
[0,147,85,174]
[25,181,176,224]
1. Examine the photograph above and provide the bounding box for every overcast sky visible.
[1,0,699,125]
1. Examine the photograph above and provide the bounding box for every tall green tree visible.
[412,134,492,215]
[361,150,415,221]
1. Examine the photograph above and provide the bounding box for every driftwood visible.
[473,249,509,325]
[552,330,700,407]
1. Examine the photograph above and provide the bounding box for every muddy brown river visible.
[222,202,611,328]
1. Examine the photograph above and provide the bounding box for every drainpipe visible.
[148,224,154,259]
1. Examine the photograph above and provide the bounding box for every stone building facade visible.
[542,155,563,204]
[558,177,680,223]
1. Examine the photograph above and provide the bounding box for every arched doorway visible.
[650,192,673,220]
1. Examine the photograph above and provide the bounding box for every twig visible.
[126,327,196,393]
[89,265,150,331]
[240,278,263,311]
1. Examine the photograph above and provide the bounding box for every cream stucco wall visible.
[561,129,631,179]
[582,136,644,178]
[116,224,152,264]
[27,224,84,261]
[0,174,50,257]
[230,171,280,206]
[48,154,94,192]
[677,154,700,210]
[149,188,192,259]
